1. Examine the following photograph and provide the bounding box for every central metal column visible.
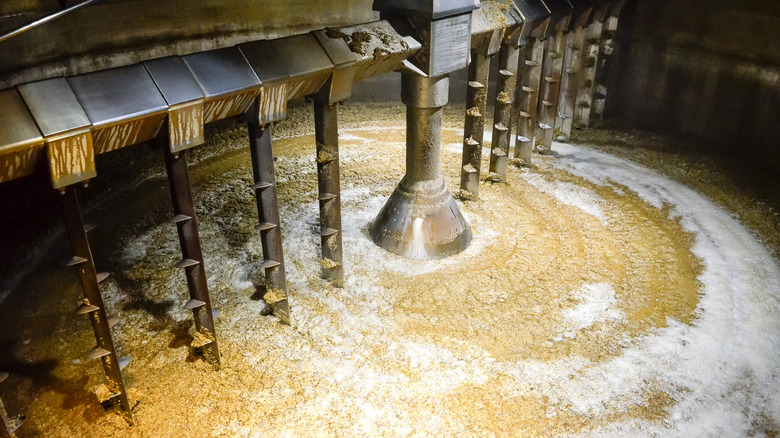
[370,73,471,260]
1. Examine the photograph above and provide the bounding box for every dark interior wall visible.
[607,0,780,167]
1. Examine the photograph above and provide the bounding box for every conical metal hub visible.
[370,177,471,260]
[371,73,472,259]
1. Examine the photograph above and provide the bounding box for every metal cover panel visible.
[0,89,43,152]
[17,78,91,137]
[144,57,205,106]
[313,30,360,67]
[568,0,594,28]
[429,13,472,77]
[516,0,552,38]
[183,47,261,99]
[608,0,625,17]
[68,64,168,126]
[373,0,479,19]
[542,0,573,31]
[272,34,333,78]
[238,40,290,84]
[591,0,610,22]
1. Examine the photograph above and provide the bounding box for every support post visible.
[459,51,491,198]
[554,26,586,142]
[488,43,520,182]
[247,117,290,324]
[59,186,132,423]
[163,145,220,366]
[573,19,604,129]
[536,31,567,154]
[591,15,619,122]
[514,38,545,165]
[312,97,345,287]
[0,374,23,438]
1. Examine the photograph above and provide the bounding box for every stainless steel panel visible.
[0,88,43,152]
[68,64,168,126]
[373,0,479,19]
[183,47,261,99]
[542,0,573,32]
[429,13,473,77]
[17,77,91,137]
[239,40,290,85]
[144,57,204,106]
[517,0,552,39]
[272,34,333,79]
[314,30,360,67]
[471,1,510,54]
[568,0,594,28]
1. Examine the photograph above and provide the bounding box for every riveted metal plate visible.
[272,34,333,100]
[18,77,91,137]
[0,88,44,182]
[144,56,204,106]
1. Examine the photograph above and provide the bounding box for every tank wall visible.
[607,0,780,167]
[0,0,377,88]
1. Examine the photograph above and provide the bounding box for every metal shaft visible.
[536,31,568,154]
[247,119,290,324]
[459,51,491,198]
[554,26,586,142]
[574,19,604,129]
[313,98,344,287]
[488,43,519,182]
[592,16,620,122]
[163,148,220,366]
[514,38,544,164]
[370,73,471,260]
[59,186,132,423]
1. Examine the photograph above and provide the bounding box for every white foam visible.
[556,283,623,340]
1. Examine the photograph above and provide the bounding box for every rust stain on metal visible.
[204,90,260,124]
[47,131,96,189]
[169,102,204,153]
[0,144,43,183]
[93,114,166,154]
[258,83,288,125]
